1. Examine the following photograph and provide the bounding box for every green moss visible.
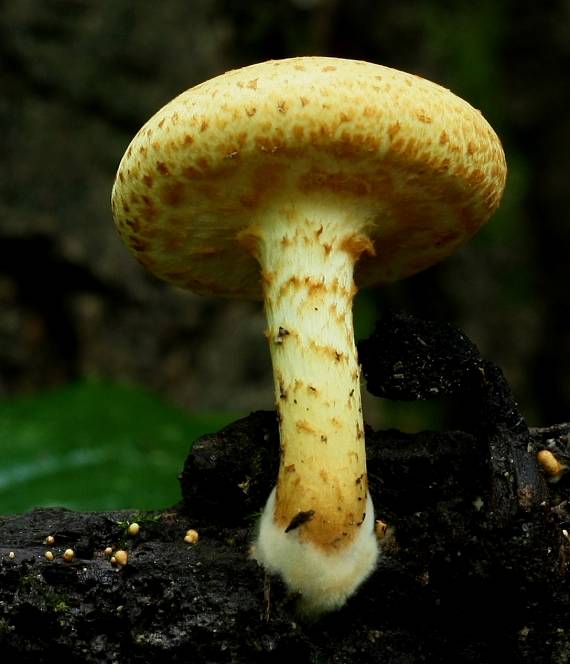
[19,574,40,590]
[116,511,161,530]
[131,511,162,523]
[19,573,70,613]
[0,618,14,634]
[51,598,70,614]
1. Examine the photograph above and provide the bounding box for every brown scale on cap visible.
[112,57,507,615]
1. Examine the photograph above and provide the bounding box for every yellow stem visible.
[255,201,371,551]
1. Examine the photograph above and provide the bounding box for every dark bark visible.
[2,315,569,663]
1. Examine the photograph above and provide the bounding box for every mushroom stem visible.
[249,201,379,613]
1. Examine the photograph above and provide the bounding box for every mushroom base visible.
[253,487,379,616]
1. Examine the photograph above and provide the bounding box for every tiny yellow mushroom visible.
[375,519,388,540]
[45,535,55,545]
[45,551,54,561]
[113,550,128,566]
[184,529,199,545]
[104,547,113,556]
[8,551,15,560]
[128,522,140,537]
[63,549,75,562]
[537,449,566,482]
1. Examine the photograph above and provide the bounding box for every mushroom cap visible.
[111,56,507,300]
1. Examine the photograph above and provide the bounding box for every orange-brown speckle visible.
[467,169,485,185]
[318,123,333,139]
[436,158,451,173]
[156,161,170,176]
[305,278,327,296]
[340,233,376,260]
[256,136,285,153]
[296,419,318,435]
[292,125,304,141]
[246,78,258,90]
[197,156,210,171]
[278,275,300,295]
[182,166,202,180]
[298,170,377,197]
[391,138,405,153]
[124,217,138,231]
[415,109,432,123]
[131,238,149,252]
[388,122,401,139]
[260,270,274,287]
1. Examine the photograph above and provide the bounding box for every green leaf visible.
[0,381,237,514]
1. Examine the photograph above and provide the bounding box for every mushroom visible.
[537,449,566,482]
[111,57,506,615]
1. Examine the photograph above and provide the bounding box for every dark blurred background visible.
[1,0,569,510]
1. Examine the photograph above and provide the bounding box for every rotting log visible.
[1,313,569,663]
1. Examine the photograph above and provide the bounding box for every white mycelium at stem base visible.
[247,201,380,615]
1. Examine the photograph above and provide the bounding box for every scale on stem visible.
[111,56,506,615]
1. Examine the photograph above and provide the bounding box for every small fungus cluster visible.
[537,449,566,482]
[184,529,199,545]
